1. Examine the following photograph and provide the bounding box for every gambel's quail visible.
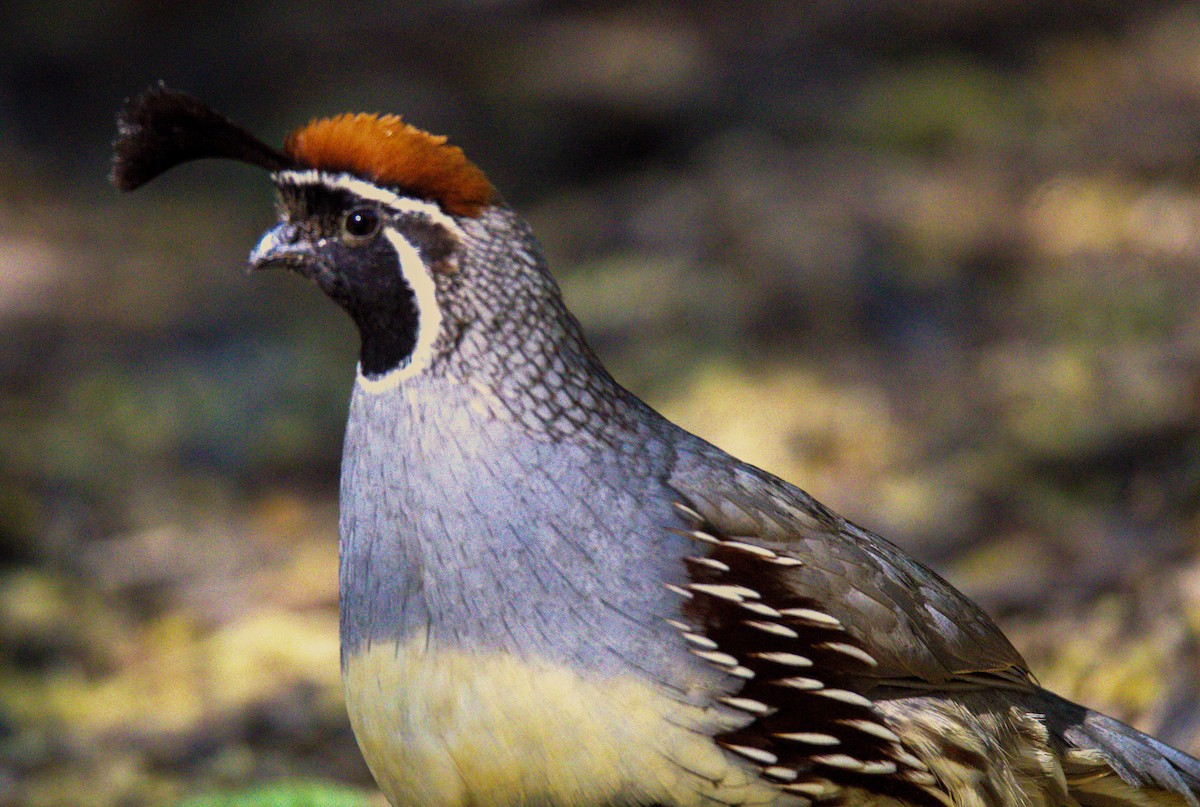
[112,84,1200,807]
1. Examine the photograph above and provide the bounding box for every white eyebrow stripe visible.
[273,169,465,239]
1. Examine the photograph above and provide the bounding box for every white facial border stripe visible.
[273,169,465,239]
[355,227,444,394]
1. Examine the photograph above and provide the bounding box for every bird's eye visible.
[342,207,382,242]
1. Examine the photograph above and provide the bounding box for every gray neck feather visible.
[336,204,728,694]
[338,371,711,693]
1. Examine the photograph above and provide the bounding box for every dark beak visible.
[248,223,318,275]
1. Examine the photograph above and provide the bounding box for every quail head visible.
[112,84,1200,807]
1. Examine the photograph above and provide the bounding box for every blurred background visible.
[4,1,1200,805]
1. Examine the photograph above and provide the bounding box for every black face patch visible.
[277,183,362,240]
[274,180,458,377]
[277,182,456,267]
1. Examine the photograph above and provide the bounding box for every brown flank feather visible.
[284,113,494,217]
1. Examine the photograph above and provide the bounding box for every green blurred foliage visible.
[175,781,375,807]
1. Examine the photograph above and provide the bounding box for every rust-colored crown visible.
[111,85,495,219]
[284,114,495,217]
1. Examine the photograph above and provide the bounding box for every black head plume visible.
[110,82,295,191]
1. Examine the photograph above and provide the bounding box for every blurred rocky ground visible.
[4,1,1200,805]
